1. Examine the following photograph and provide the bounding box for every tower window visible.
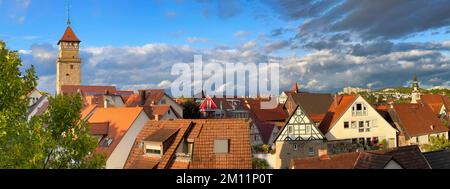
[70,65,74,69]
[66,74,70,77]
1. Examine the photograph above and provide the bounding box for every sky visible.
[1,0,450,94]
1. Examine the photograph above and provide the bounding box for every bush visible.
[252,158,270,169]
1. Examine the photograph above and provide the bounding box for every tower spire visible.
[67,0,71,26]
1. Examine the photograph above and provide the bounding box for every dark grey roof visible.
[290,92,334,115]
[423,150,450,169]
[144,127,180,142]
[354,153,393,169]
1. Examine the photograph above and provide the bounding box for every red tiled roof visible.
[61,85,117,97]
[58,26,80,45]
[125,89,166,107]
[390,103,448,137]
[293,146,430,169]
[125,120,193,169]
[319,95,358,134]
[152,105,171,116]
[87,107,144,159]
[421,94,450,115]
[81,105,97,121]
[125,119,252,169]
[246,99,288,122]
[293,152,360,169]
[190,119,252,169]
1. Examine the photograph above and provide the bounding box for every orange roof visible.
[125,89,166,107]
[61,85,117,97]
[80,105,97,121]
[87,107,144,158]
[58,26,80,45]
[293,152,360,169]
[391,103,448,137]
[246,99,288,122]
[319,95,358,134]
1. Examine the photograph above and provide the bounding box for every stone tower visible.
[411,73,421,104]
[56,23,81,95]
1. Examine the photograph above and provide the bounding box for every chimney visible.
[318,149,330,160]
[103,98,108,109]
[334,93,340,109]
[139,90,146,106]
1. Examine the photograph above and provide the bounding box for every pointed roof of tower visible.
[413,73,418,82]
[58,26,80,45]
[293,82,299,94]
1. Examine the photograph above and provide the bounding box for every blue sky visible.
[1,0,450,94]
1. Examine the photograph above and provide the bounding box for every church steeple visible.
[67,0,71,26]
[411,73,421,104]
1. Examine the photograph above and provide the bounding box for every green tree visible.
[422,136,450,152]
[0,40,45,168]
[0,41,104,168]
[41,94,105,169]
[182,98,200,119]
[252,158,270,169]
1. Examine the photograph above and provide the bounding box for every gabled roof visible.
[389,103,448,137]
[125,89,166,107]
[246,99,288,122]
[421,94,450,115]
[87,107,144,158]
[319,95,358,134]
[190,119,252,169]
[58,26,81,45]
[125,120,193,169]
[288,92,334,116]
[292,146,430,169]
[423,149,450,169]
[274,104,325,143]
[144,127,180,142]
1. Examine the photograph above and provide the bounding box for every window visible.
[358,138,365,145]
[344,122,350,129]
[308,147,314,156]
[288,126,293,134]
[70,65,74,69]
[366,138,371,146]
[359,121,365,132]
[353,103,368,116]
[352,138,358,144]
[66,73,70,77]
[305,125,311,134]
[254,135,257,141]
[146,149,161,155]
[293,144,298,151]
[214,139,229,154]
[366,121,371,132]
[351,121,356,128]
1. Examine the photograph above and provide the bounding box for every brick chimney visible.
[139,90,146,106]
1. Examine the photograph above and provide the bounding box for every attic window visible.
[214,139,229,154]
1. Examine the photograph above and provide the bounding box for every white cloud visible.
[234,30,250,38]
[186,37,209,43]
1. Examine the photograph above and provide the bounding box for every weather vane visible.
[67,0,71,25]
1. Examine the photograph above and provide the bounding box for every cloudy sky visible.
[1,0,450,94]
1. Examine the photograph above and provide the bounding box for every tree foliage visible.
[422,136,450,152]
[252,158,270,169]
[182,98,200,119]
[0,41,104,169]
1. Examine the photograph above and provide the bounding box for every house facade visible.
[320,95,398,149]
[26,89,49,122]
[273,105,326,169]
[388,103,449,147]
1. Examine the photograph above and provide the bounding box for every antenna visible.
[67,0,71,25]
